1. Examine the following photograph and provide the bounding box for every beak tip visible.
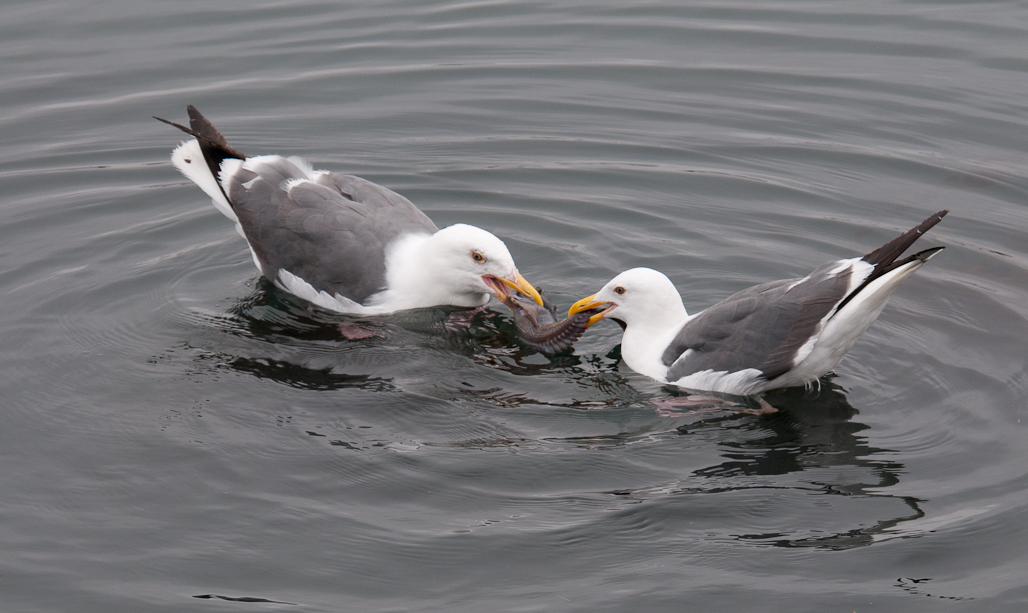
[512,272,543,306]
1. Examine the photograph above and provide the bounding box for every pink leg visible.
[443,306,489,331]
[652,395,778,417]
[337,321,388,341]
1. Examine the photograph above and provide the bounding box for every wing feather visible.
[223,157,438,303]
[663,261,854,382]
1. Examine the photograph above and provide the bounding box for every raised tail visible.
[155,106,248,219]
[861,209,948,272]
[154,105,247,178]
[832,210,947,315]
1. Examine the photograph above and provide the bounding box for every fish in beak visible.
[482,272,544,306]
[498,288,602,353]
[568,294,617,329]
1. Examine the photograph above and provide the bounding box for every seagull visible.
[568,210,948,395]
[154,106,542,315]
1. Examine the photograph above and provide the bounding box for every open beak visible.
[568,294,617,329]
[483,272,544,306]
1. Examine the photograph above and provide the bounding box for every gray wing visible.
[662,261,853,382]
[224,157,438,303]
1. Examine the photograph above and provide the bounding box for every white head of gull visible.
[371,223,534,312]
[569,211,948,396]
[155,106,542,316]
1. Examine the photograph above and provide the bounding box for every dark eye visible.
[614,286,626,295]
[471,251,486,263]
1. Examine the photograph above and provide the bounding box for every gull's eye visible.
[614,286,626,295]
[471,251,486,263]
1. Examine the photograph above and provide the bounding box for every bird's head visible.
[568,267,685,329]
[428,224,542,307]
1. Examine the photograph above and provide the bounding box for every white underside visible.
[668,367,767,395]
[275,269,378,314]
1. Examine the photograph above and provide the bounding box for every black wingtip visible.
[880,245,946,275]
[830,211,948,318]
[916,245,945,260]
[927,208,949,228]
[186,105,233,150]
[861,209,948,270]
[153,115,193,134]
[154,107,248,159]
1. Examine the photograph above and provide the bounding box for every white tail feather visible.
[170,139,237,223]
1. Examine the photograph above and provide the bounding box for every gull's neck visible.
[619,298,690,383]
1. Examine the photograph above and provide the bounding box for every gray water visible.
[3,1,1028,610]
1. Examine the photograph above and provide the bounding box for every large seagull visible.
[155,106,542,315]
[569,211,948,395]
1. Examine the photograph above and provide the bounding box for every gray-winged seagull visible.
[569,210,947,395]
[155,106,543,315]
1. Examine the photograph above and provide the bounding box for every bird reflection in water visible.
[215,355,395,392]
[664,380,924,550]
[186,279,401,391]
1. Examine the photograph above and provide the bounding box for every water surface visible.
[3,1,1028,610]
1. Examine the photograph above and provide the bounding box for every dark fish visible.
[501,289,602,353]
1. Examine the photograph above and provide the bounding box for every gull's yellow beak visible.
[568,293,615,329]
[489,272,544,306]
